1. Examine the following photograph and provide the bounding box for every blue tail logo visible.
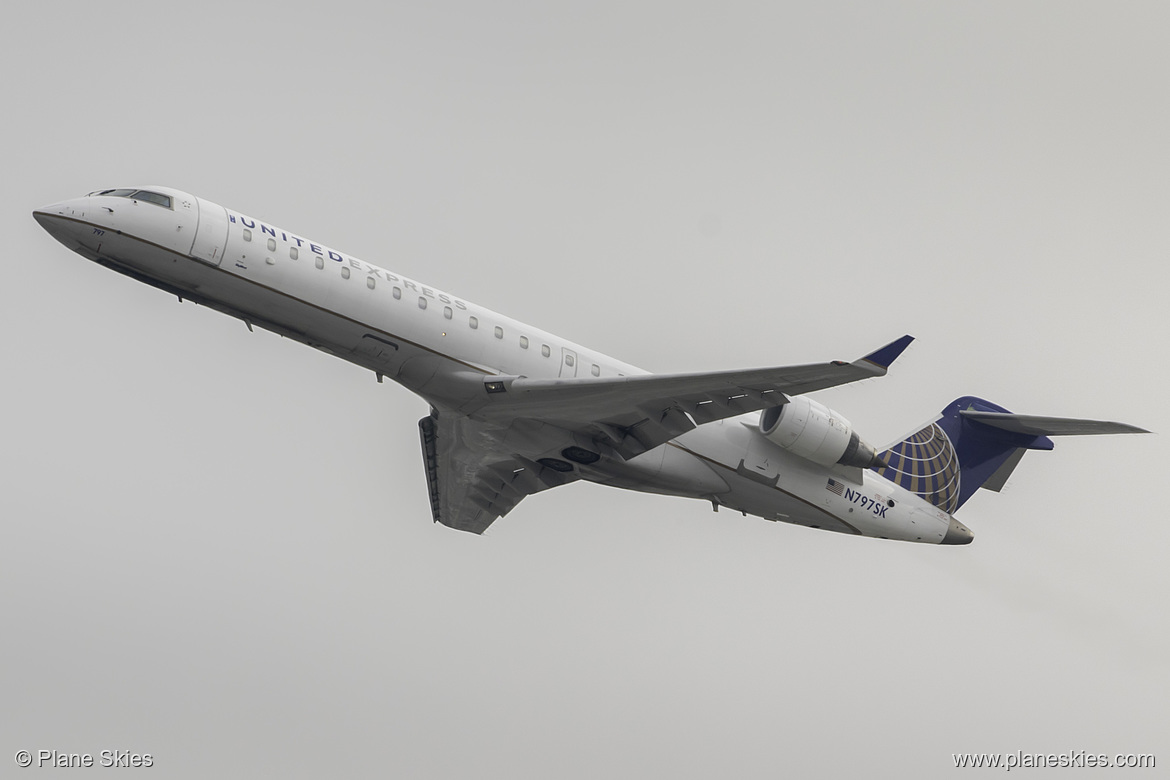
[871,396,1059,513]
[872,421,962,512]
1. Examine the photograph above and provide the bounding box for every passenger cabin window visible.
[315,256,324,269]
[393,286,402,299]
[267,238,276,251]
[367,277,375,289]
[591,364,600,376]
[243,229,252,242]
[565,354,575,366]
[418,297,427,309]
[289,247,299,260]
[341,267,350,279]
[469,316,478,329]
[520,336,529,349]
[541,345,551,357]
[494,326,504,339]
[444,306,453,319]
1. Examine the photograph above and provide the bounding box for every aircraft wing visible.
[418,413,580,534]
[419,336,912,534]
[469,335,914,458]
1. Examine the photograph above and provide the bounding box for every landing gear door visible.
[190,197,229,266]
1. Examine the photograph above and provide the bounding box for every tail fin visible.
[871,396,1148,513]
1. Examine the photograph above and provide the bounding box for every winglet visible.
[856,335,914,372]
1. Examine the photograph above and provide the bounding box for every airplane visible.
[33,186,1148,545]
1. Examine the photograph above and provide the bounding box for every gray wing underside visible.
[419,413,579,534]
[419,335,914,534]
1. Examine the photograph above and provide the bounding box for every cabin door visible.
[190,197,229,266]
[559,348,578,377]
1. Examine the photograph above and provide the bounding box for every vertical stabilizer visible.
[871,397,1056,512]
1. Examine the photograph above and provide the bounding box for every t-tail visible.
[872,396,1148,514]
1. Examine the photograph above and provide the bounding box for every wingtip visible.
[1102,422,1151,435]
[858,334,914,370]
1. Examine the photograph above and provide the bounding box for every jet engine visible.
[759,396,884,469]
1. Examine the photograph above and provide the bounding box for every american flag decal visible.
[826,478,844,496]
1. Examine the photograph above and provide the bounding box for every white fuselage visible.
[34,186,964,544]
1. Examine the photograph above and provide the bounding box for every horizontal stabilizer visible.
[960,411,1149,436]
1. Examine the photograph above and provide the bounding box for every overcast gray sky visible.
[3,2,1167,777]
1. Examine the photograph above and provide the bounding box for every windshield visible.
[86,189,173,209]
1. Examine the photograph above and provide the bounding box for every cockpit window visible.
[86,188,172,209]
[130,190,173,208]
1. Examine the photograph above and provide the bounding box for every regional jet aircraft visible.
[33,187,1147,545]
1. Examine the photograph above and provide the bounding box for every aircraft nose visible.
[33,202,71,238]
[34,198,85,225]
[33,202,66,224]
[33,199,94,251]
[941,516,974,545]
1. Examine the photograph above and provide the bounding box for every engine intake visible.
[759,396,884,469]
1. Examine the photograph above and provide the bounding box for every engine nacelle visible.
[759,396,883,469]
